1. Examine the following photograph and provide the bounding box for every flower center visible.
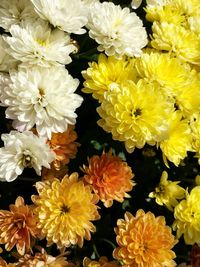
[36,38,47,47]
[60,205,70,214]
[14,218,24,229]
[21,150,34,168]
[132,108,142,118]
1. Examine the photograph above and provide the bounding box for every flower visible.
[149,171,185,210]
[97,79,173,152]
[87,1,147,58]
[82,53,137,102]
[32,173,100,248]
[131,0,143,9]
[113,210,177,267]
[0,196,39,255]
[82,150,135,207]
[190,115,200,163]
[191,244,200,267]
[3,19,76,67]
[0,66,83,139]
[30,0,88,34]
[83,257,119,267]
[0,131,55,182]
[0,36,18,72]
[0,0,38,31]
[173,186,200,245]
[47,125,80,170]
[0,258,15,267]
[159,111,193,167]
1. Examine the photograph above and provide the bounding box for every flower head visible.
[32,173,100,248]
[0,131,55,182]
[173,186,200,245]
[87,2,147,58]
[113,210,177,267]
[82,54,137,102]
[82,150,135,207]
[30,0,88,34]
[83,257,119,267]
[0,196,39,255]
[149,171,185,210]
[0,66,83,139]
[4,19,76,67]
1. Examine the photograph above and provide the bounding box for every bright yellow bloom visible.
[82,53,137,102]
[149,171,185,210]
[113,210,177,267]
[97,79,173,152]
[82,150,135,207]
[151,22,200,65]
[83,257,119,267]
[190,115,200,164]
[159,111,193,166]
[32,173,100,248]
[173,186,200,245]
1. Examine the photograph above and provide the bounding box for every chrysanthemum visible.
[83,257,120,267]
[87,2,147,58]
[0,196,39,255]
[0,0,38,31]
[191,115,200,163]
[173,186,200,245]
[0,131,55,182]
[47,125,80,170]
[30,0,88,34]
[0,66,83,138]
[82,150,135,207]
[113,210,177,267]
[159,111,193,166]
[0,36,18,72]
[82,54,137,102]
[3,19,76,67]
[0,258,15,267]
[149,171,185,210]
[151,22,200,65]
[32,173,100,248]
[97,80,173,152]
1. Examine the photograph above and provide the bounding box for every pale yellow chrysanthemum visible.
[151,22,200,65]
[32,173,100,248]
[149,171,185,210]
[173,186,200,245]
[82,54,137,102]
[174,0,200,17]
[159,111,193,166]
[97,80,173,153]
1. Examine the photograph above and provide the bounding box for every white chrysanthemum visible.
[3,19,76,67]
[0,36,18,72]
[0,66,83,138]
[0,0,38,31]
[0,131,55,182]
[30,0,88,34]
[87,2,148,58]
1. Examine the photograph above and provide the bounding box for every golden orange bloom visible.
[0,197,39,255]
[42,164,68,181]
[82,150,135,207]
[0,258,15,267]
[113,210,177,267]
[32,173,100,248]
[47,125,80,170]
[83,257,119,267]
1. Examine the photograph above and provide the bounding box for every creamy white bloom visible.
[0,0,38,31]
[131,0,142,9]
[0,36,19,72]
[30,0,88,34]
[0,131,55,182]
[3,19,76,67]
[87,2,148,58]
[0,66,83,138]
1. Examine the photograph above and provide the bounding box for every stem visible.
[97,238,116,249]
[73,47,98,59]
[92,243,100,258]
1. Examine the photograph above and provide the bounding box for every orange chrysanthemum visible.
[47,125,80,170]
[113,210,177,267]
[83,257,120,267]
[32,173,100,248]
[82,150,135,207]
[0,258,15,267]
[0,196,39,255]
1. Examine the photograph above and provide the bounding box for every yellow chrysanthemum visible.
[173,186,200,245]
[113,210,177,267]
[82,53,137,102]
[159,111,193,166]
[149,171,185,210]
[83,257,119,267]
[190,115,200,163]
[151,22,200,65]
[97,80,173,153]
[32,173,100,248]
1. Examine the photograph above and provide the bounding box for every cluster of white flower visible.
[0,0,147,182]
